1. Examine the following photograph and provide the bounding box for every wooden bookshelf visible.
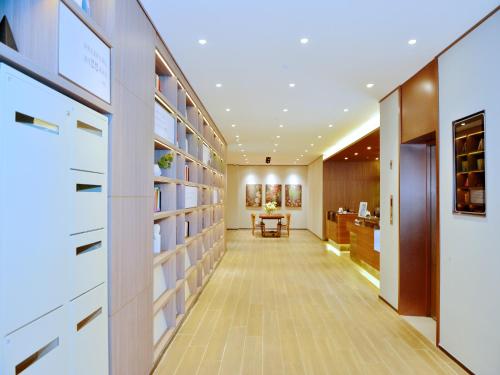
[152,49,226,365]
[453,112,486,215]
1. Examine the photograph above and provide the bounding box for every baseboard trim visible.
[378,295,398,313]
[437,345,474,375]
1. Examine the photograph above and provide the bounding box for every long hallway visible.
[155,230,464,375]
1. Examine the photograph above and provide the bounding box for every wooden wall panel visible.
[401,60,439,143]
[399,144,431,316]
[323,160,380,219]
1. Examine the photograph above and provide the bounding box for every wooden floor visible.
[155,230,465,375]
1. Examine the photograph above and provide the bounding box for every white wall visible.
[226,164,308,229]
[379,90,400,310]
[438,11,500,374]
[307,157,323,239]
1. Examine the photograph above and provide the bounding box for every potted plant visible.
[154,153,174,176]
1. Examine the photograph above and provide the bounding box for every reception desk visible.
[347,218,380,270]
[326,212,358,245]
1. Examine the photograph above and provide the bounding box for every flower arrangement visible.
[264,201,277,214]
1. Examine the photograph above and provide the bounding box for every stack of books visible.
[185,165,190,181]
[184,221,190,238]
[154,186,161,212]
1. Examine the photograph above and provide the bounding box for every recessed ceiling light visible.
[279,124,284,128]
[238,143,242,146]
[215,83,222,88]
[236,135,240,138]
[305,149,308,152]
[376,157,379,160]
[273,149,276,153]
[246,161,249,164]
[366,83,375,88]
[243,154,247,157]
[225,108,231,112]
[283,108,289,112]
[231,124,236,128]
[408,39,417,45]
[289,83,296,88]
[296,158,299,161]
[300,38,309,44]
[328,124,333,128]
[344,108,349,112]
[310,143,314,147]
[274,143,278,146]
[318,135,322,139]
[198,39,207,45]
[276,135,281,139]
[300,154,304,157]
[354,152,359,156]
[345,157,349,160]
[367,146,372,150]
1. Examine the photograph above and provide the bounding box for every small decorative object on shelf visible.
[153,224,161,254]
[158,153,173,170]
[453,111,486,215]
[0,15,18,51]
[264,201,277,214]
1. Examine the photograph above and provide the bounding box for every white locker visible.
[0,64,71,335]
[1,307,68,375]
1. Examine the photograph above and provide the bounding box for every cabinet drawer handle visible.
[15,112,59,134]
[76,240,102,256]
[77,307,102,331]
[77,120,102,137]
[15,338,59,374]
[76,184,102,192]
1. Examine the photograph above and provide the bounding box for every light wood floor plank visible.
[155,230,466,375]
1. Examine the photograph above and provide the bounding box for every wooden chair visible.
[251,213,256,235]
[281,213,291,237]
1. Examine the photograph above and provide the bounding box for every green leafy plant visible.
[158,153,174,169]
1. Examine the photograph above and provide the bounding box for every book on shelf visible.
[185,165,190,181]
[154,101,175,143]
[155,74,161,91]
[185,221,190,238]
[154,186,161,212]
[477,138,484,151]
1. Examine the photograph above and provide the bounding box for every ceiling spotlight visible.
[367,146,372,150]
[318,135,322,139]
[283,108,289,112]
[366,83,375,88]
[345,157,349,160]
[231,124,236,128]
[310,143,314,147]
[274,143,278,146]
[300,38,309,44]
[354,152,359,156]
[241,149,245,152]
[276,135,281,139]
[305,149,308,152]
[225,108,231,112]
[344,108,349,112]
[273,149,276,153]
[198,39,207,45]
[408,39,417,45]
[300,154,304,157]
[279,124,284,128]
[329,124,333,128]
[215,83,222,88]
[296,158,299,161]
[243,154,247,157]
[376,157,379,160]
[289,83,296,88]
[238,143,242,146]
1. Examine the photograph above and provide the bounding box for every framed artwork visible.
[285,184,302,208]
[358,202,368,217]
[265,184,282,207]
[246,184,262,208]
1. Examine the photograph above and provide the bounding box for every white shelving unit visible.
[152,50,226,363]
[0,64,109,375]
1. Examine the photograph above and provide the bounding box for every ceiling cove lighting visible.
[408,39,417,45]
[300,38,309,44]
[198,39,207,45]
[323,112,380,160]
[366,83,375,88]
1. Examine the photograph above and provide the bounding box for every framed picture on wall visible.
[265,184,282,207]
[246,184,262,208]
[358,202,368,217]
[285,184,302,208]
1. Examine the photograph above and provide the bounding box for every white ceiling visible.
[140,0,498,165]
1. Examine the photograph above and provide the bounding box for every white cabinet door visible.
[0,65,71,335]
[70,103,108,174]
[1,306,67,375]
[68,284,108,375]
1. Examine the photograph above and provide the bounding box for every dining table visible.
[259,213,285,237]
